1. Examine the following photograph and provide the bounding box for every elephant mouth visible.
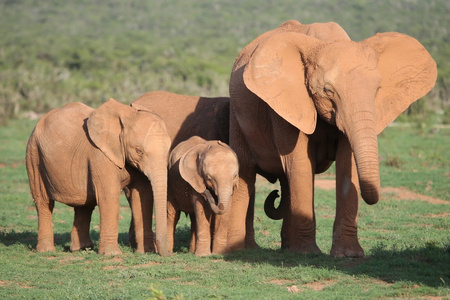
[203,189,225,214]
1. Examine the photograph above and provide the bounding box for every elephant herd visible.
[26,20,437,258]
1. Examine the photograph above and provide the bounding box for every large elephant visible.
[129,91,231,253]
[225,20,437,257]
[167,136,239,256]
[26,99,171,256]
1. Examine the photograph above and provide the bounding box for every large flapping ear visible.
[87,98,137,168]
[130,102,151,112]
[179,143,209,194]
[361,32,437,133]
[243,31,321,134]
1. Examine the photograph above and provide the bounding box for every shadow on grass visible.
[222,243,449,288]
[0,230,132,252]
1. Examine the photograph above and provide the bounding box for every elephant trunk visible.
[345,109,380,205]
[145,164,170,256]
[264,190,283,220]
[204,187,232,215]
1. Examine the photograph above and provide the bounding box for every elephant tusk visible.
[203,189,222,214]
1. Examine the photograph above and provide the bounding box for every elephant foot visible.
[70,240,94,252]
[195,249,212,257]
[330,240,364,258]
[36,240,56,252]
[135,243,156,254]
[98,245,122,256]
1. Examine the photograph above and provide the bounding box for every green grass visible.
[0,119,449,299]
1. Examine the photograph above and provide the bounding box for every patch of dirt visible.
[306,280,337,291]
[270,279,296,286]
[315,179,448,205]
[287,285,302,293]
[132,261,160,268]
[382,186,448,205]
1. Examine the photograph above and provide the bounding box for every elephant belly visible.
[42,158,96,207]
[51,191,95,207]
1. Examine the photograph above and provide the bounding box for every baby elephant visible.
[167,136,239,256]
[26,99,171,256]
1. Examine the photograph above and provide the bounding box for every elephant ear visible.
[243,31,321,134]
[87,98,137,168]
[179,143,209,194]
[361,32,437,134]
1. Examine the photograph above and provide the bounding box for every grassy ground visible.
[0,119,449,299]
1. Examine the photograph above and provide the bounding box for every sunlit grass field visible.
[1,0,449,298]
[0,119,448,299]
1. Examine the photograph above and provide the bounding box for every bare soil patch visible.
[315,179,448,205]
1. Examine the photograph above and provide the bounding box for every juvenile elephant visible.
[167,136,239,256]
[26,99,171,256]
[225,20,437,257]
[129,91,231,253]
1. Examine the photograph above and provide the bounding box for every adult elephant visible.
[226,20,437,257]
[130,91,231,253]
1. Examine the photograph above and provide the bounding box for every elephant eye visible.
[324,85,334,97]
[135,148,144,156]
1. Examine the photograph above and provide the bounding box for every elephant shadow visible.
[222,244,449,288]
[0,230,131,252]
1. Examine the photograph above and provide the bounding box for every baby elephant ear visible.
[243,31,321,135]
[179,144,210,194]
[361,32,437,133]
[87,98,136,168]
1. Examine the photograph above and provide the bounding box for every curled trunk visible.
[203,187,232,215]
[264,190,284,220]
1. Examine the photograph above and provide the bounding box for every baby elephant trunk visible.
[203,189,229,215]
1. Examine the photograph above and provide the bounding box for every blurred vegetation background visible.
[1,0,449,124]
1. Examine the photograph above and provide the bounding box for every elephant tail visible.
[264,190,284,220]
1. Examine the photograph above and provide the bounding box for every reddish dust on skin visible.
[315,179,448,205]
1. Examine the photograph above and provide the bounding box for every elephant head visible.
[241,25,437,205]
[86,98,171,256]
[176,138,239,215]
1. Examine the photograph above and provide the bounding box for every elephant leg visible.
[128,181,156,254]
[124,187,137,248]
[225,170,255,252]
[278,176,291,249]
[225,113,256,252]
[331,135,364,258]
[284,133,321,254]
[29,169,55,252]
[245,189,259,249]
[189,214,196,253]
[167,192,179,254]
[96,180,122,255]
[35,197,55,252]
[70,205,94,251]
[193,196,212,256]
